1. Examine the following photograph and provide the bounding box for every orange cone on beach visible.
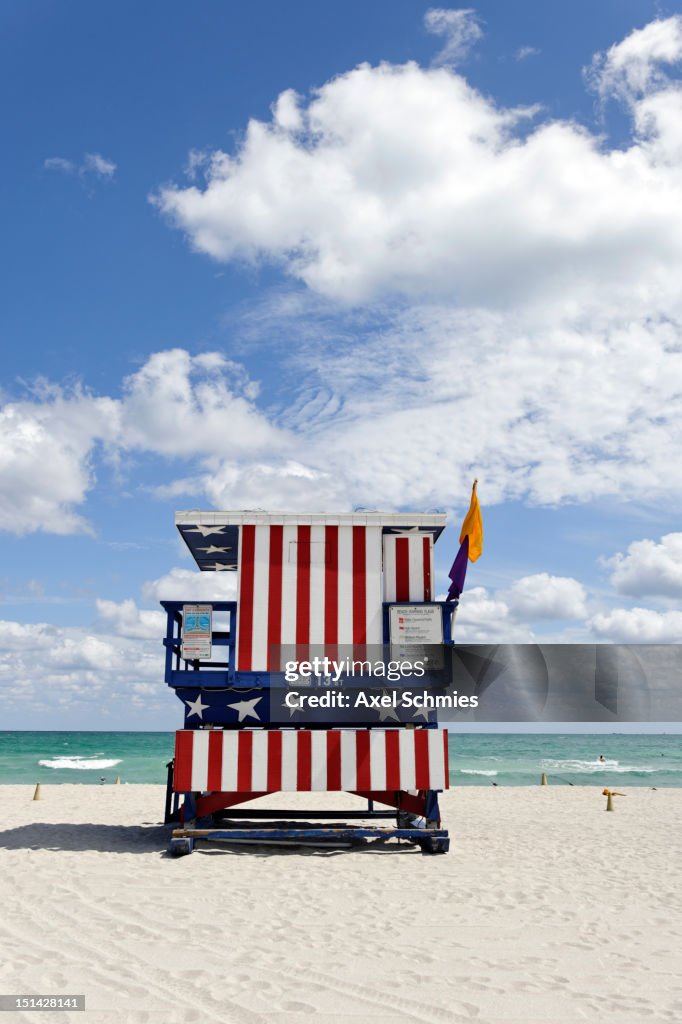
[115,775,121,784]
[603,788,625,811]
[32,783,41,801]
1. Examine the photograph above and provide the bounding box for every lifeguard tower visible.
[163,510,454,854]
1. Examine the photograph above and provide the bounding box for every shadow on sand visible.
[0,822,168,854]
[0,820,423,856]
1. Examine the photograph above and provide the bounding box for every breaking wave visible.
[39,755,122,771]
[540,758,657,774]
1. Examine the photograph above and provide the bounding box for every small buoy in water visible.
[541,773,548,786]
[32,783,41,801]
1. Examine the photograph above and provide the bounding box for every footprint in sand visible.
[280,1000,316,1013]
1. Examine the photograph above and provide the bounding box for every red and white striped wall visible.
[383,533,434,603]
[237,524,384,671]
[174,728,449,793]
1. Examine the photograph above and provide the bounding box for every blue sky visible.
[2,1,682,728]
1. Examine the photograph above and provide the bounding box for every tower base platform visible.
[169,823,449,856]
[165,727,451,856]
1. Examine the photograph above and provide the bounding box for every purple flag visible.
[447,534,469,601]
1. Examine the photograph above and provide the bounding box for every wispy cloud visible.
[82,152,116,178]
[424,7,483,66]
[43,151,117,181]
[43,156,77,174]
[515,45,539,61]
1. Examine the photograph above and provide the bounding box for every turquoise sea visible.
[1,731,681,787]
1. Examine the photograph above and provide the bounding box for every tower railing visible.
[162,599,237,688]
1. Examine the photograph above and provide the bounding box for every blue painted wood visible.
[168,828,449,855]
[162,593,453,729]
[162,600,238,688]
[173,826,449,845]
[173,685,443,727]
[163,599,456,695]
[177,524,240,572]
[169,837,194,857]
[164,760,180,824]
[424,789,441,825]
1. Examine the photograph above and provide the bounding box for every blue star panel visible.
[178,524,240,571]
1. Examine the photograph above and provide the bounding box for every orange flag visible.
[459,480,483,562]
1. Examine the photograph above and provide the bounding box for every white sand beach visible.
[1,784,681,1024]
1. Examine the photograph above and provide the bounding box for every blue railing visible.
[162,598,457,691]
[162,600,237,689]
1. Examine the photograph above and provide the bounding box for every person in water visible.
[599,755,606,763]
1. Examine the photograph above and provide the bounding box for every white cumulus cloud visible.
[142,567,237,604]
[448,573,588,643]
[117,349,285,458]
[8,19,682,534]
[146,16,682,513]
[505,573,588,620]
[606,532,682,597]
[0,387,118,535]
[0,351,285,536]
[199,459,347,513]
[449,586,535,642]
[590,607,682,642]
[95,598,166,639]
[0,617,165,721]
[587,16,682,103]
[153,23,682,309]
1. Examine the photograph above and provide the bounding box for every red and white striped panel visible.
[174,728,449,793]
[383,534,434,603]
[237,524,383,671]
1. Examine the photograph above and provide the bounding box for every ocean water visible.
[1,731,681,787]
[447,733,682,786]
[0,732,174,786]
